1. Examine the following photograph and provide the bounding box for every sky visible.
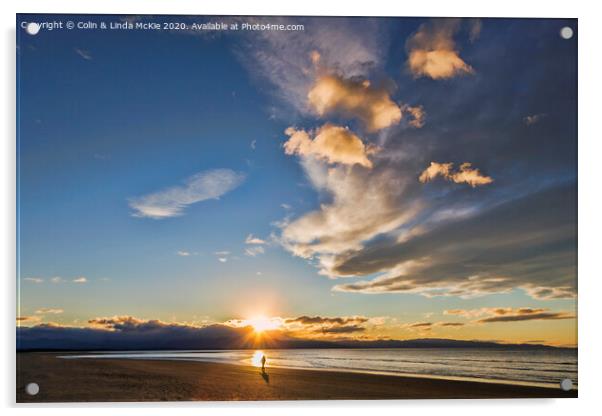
[17,15,577,347]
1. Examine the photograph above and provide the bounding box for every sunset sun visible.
[245,316,280,333]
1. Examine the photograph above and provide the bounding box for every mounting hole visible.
[25,382,39,396]
[560,378,573,391]
[25,22,40,36]
[560,26,573,40]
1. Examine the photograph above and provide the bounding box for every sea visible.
[60,347,577,389]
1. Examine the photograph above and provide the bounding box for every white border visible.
[3,1,600,415]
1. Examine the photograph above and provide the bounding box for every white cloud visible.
[245,234,266,245]
[23,277,43,283]
[280,159,422,274]
[129,169,245,219]
[35,308,64,315]
[74,48,92,60]
[214,250,230,263]
[73,277,87,284]
[176,250,191,256]
[245,246,265,257]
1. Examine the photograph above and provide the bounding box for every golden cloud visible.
[419,162,493,187]
[307,75,402,132]
[284,124,376,168]
[406,19,474,80]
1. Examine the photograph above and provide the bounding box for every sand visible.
[16,352,577,402]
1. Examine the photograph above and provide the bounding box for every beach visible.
[16,352,577,402]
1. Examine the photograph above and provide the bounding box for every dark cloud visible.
[317,325,366,334]
[477,311,574,323]
[438,322,465,327]
[409,322,433,328]
[285,315,368,325]
[18,316,377,350]
[17,319,261,350]
[332,183,576,299]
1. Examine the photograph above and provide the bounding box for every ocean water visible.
[61,348,577,389]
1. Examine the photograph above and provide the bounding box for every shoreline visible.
[58,354,573,390]
[17,352,577,402]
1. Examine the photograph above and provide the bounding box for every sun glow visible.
[245,316,281,333]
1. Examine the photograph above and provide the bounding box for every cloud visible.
[50,276,65,284]
[318,324,366,334]
[280,159,421,267]
[468,19,482,43]
[409,322,432,328]
[419,162,493,187]
[213,250,230,262]
[72,277,87,284]
[331,184,576,299]
[245,234,266,245]
[176,250,191,256]
[439,322,465,327]
[446,306,575,323]
[88,316,154,330]
[406,19,474,79]
[35,308,64,315]
[284,315,370,337]
[284,124,376,169]
[475,308,575,323]
[74,48,92,60]
[17,317,271,350]
[17,316,42,324]
[236,17,387,116]
[244,246,265,257]
[16,315,375,350]
[444,309,486,318]
[307,75,402,132]
[23,277,43,283]
[523,113,547,126]
[400,104,426,128]
[285,315,368,325]
[129,169,245,219]
[404,321,468,331]
[250,139,257,150]
[522,286,576,300]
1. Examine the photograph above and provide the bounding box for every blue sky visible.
[17,15,577,346]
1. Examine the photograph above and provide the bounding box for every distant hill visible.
[16,323,572,351]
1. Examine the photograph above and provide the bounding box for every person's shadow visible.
[261,368,270,384]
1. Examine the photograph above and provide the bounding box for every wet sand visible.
[16,352,577,402]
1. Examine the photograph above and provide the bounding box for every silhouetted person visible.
[261,355,267,373]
